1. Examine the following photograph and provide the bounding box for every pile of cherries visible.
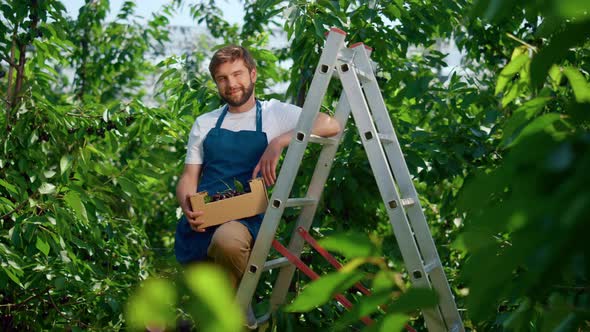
[207,187,251,203]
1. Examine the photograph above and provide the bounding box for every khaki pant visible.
[207,221,253,288]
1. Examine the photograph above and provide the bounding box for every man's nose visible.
[227,76,238,87]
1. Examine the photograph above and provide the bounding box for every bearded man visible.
[173,45,340,328]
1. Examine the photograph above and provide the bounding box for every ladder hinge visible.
[309,134,338,145]
[400,198,415,207]
[285,198,318,208]
[377,133,395,143]
[423,260,441,274]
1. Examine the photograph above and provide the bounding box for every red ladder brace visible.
[272,228,417,332]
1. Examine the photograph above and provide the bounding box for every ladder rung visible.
[400,198,415,207]
[309,134,338,145]
[263,257,291,271]
[378,133,395,143]
[285,198,318,208]
[423,260,441,274]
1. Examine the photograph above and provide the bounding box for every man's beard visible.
[220,81,255,107]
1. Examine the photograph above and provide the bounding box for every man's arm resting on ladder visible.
[176,164,205,232]
[253,112,341,186]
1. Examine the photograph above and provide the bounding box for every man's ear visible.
[250,68,257,83]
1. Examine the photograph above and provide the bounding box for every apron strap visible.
[214,104,229,129]
[255,100,262,132]
[214,100,263,131]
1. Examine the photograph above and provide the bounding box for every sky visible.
[61,0,245,26]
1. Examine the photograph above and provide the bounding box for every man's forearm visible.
[276,113,341,147]
[176,174,197,211]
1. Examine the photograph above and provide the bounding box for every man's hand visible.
[182,194,206,232]
[252,139,284,186]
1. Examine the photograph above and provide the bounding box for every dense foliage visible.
[1,0,588,331]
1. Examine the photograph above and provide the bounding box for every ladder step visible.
[423,260,441,274]
[309,134,338,145]
[285,198,318,207]
[378,133,395,143]
[400,198,415,207]
[263,257,291,271]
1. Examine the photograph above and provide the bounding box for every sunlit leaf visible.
[496,54,529,96]
[562,67,590,103]
[60,155,72,175]
[38,182,56,195]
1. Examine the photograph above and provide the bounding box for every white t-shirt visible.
[185,99,302,164]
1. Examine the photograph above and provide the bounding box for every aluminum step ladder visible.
[236,27,464,332]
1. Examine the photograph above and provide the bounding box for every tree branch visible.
[0,287,52,309]
[0,55,17,68]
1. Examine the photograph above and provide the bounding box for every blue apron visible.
[175,100,268,264]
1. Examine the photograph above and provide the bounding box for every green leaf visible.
[284,271,365,312]
[548,65,563,89]
[509,113,568,147]
[501,97,551,147]
[54,276,66,290]
[496,54,529,96]
[117,176,141,197]
[312,18,325,39]
[126,278,177,330]
[0,178,18,195]
[183,264,242,332]
[372,270,398,292]
[530,21,590,89]
[318,233,380,259]
[378,313,409,332]
[562,67,590,103]
[36,236,50,256]
[2,267,22,285]
[38,182,56,195]
[388,287,439,312]
[335,289,392,328]
[60,155,72,175]
[64,191,88,223]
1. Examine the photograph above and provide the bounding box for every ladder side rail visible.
[352,46,464,331]
[236,29,347,310]
[336,58,446,331]
[269,93,352,311]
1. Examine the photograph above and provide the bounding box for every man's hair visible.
[209,45,257,79]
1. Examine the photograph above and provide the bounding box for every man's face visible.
[214,59,256,107]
